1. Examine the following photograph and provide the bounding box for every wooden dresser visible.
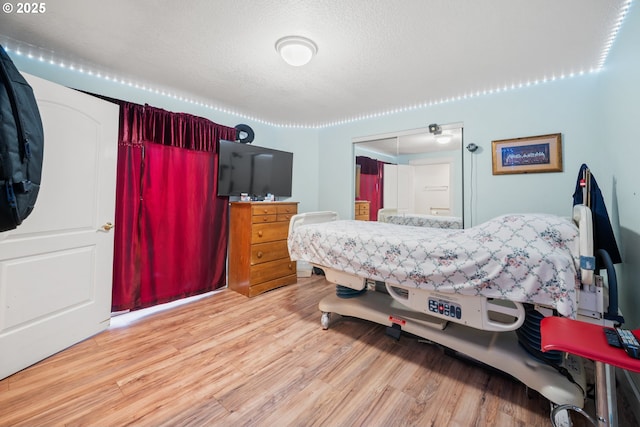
[354,200,370,221]
[228,201,298,297]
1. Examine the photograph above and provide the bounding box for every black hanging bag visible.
[0,45,44,232]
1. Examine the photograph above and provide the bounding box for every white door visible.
[396,165,414,213]
[413,163,451,214]
[384,164,414,211]
[383,163,398,209]
[0,74,118,380]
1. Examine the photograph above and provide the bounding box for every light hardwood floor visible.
[1,274,636,426]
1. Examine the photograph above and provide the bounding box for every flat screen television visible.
[217,140,293,198]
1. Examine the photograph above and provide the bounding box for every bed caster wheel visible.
[321,312,331,330]
[550,404,598,427]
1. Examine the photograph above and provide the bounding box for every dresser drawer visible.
[277,213,295,222]
[355,201,370,221]
[250,258,296,285]
[252,205,277,216]
[251,240,290,265]
[247,274,297,297]
[276,204,297,215]
[252,214,278,224]
[356,203,369,214]
[251,221,289,243]
[276,204,297,222]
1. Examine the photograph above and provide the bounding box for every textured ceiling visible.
[0,0,631,126]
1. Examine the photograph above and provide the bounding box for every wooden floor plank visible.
[0,274,636,427]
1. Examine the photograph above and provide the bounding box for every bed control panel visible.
[428,298,462,319]
[385,285,526,332]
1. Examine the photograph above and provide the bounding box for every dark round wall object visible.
[235,124,255,144]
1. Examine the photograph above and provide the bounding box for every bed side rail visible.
[289,211,339,235]
[377,208,397,222]
[573,204,624,324]
[573,204,594,286]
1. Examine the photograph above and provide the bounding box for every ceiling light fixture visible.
[435,134,452,144]
[275,36,317,67]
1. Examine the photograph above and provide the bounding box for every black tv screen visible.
[217,140,293,197]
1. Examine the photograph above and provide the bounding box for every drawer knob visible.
[257,251,263,258]
[258,231,263,237]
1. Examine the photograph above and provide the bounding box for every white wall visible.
[412,163,450,214]
[402,150,462,218]
[597,0,640,402]
[272,127,320,212]
[598,2,640,329]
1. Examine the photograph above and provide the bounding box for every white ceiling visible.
[0,0,631,127]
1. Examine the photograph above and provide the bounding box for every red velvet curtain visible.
[356,156,385,221]
[112,103,236,311]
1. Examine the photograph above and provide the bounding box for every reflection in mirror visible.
[353,124,463,228]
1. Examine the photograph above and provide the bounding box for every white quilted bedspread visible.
[380,213,463,229]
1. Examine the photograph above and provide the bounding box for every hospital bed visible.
[287,204,620,416]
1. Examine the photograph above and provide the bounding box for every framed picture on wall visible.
[491,133,562,175]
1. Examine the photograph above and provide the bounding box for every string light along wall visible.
[0,0,632,129]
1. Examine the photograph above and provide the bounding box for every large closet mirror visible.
[353,123,464,228]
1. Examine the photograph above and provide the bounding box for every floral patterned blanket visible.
[380,213,462,229]
[288,214,580,317]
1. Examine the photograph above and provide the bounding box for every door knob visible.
[101,222,114,231]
